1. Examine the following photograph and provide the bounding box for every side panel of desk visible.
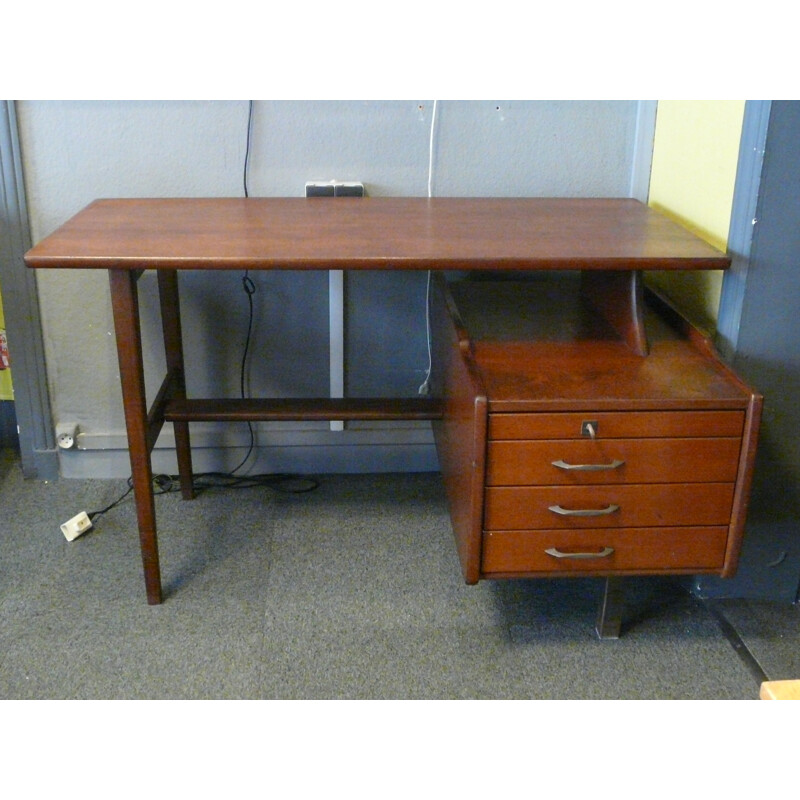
[430,275,485,584]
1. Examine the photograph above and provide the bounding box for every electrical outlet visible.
[335,182,364,197]
[56,422,79,449]
[305,181,335,197]
[305,181,365,197]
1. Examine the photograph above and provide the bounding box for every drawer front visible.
[484,483,735,530]
[488,411,745,441]
[486,438,742,485]
[481,527,729,574]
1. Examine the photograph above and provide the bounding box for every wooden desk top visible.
[24,197,730,272]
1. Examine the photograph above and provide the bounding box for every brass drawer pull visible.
[551,459,625,471]
[545,546,615,560]
[548,503,620,517]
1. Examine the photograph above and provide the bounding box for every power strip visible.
[61,511,92,541]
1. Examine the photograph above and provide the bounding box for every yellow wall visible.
[647,100,746,330]
[0,284,13,400]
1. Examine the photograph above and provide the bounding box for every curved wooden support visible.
[581,270,649,356]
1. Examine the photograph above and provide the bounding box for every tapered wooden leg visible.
[109,269,163,604]
[157,270,195,499]
[595,577,624,639]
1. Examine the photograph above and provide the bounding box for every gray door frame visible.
[0,101,58,479]
[699,101,800,602]
[715,100,772,359]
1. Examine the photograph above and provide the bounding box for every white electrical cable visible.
[427,100,438,199]
[419,100,438,395]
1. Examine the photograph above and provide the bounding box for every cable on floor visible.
[87,470,318,526]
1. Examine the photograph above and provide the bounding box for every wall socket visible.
[305,181,365,197]
[56,422,80,449]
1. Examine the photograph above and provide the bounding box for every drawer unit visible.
[431,275,762,588]
[483,410,743,574]
[481,447,749,576]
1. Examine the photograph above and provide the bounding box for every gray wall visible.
[17,100,649,477]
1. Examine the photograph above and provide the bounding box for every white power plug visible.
[61,511,92,541]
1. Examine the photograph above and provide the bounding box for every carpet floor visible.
[2,448,798,701]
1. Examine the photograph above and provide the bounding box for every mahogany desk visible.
[25,198,760,623]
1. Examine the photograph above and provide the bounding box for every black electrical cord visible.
[232,99,258,474]
[87,474,174,524]
[243,100,254,198]
[86,470,318,526]
[87,483,133,524]
[187,471,318,494]
[229,270,257,475]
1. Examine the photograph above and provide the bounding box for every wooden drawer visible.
[486,437,742,485]
[482,526,729,574]
[488,410,745,441]
[484,483,736,530]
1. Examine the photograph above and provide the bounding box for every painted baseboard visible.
[56,420,440,478]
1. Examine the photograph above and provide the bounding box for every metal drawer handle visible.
[545,546,615,560]
[548,503,620,517]
[551,459,625,471]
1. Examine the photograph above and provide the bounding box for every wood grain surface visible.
[25,197,730,271]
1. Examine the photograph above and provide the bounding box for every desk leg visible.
[595,577,624,640]
[157,270,195,500]
[109,269,163,605]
